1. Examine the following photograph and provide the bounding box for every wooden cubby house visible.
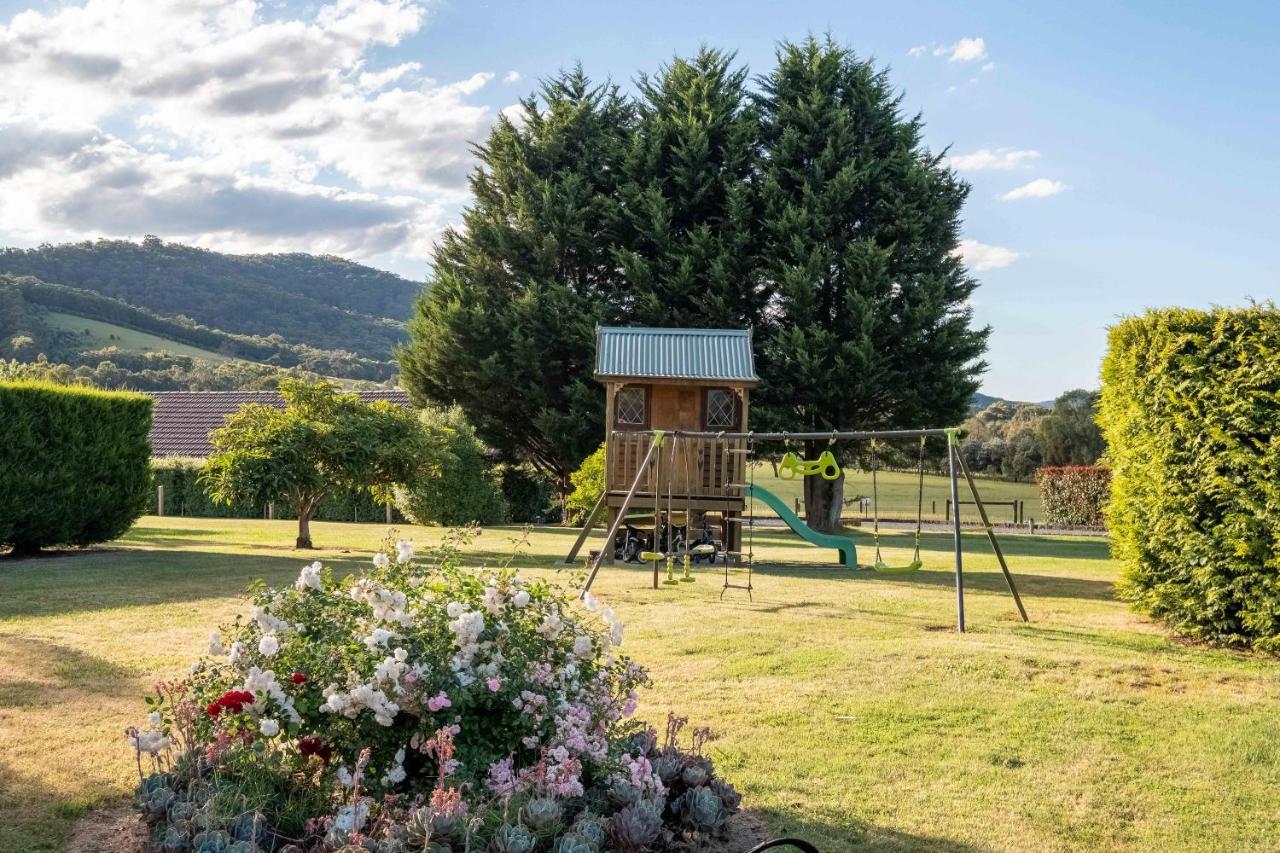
[595,326,757,563]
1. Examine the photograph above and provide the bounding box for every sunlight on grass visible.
[1,516,1278,851]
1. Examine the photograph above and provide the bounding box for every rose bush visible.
[129,529,740,851]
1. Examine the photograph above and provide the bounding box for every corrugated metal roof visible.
[595,327,758,383]
[146,390,411,458]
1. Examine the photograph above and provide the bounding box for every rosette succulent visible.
[607,800,663,852]
[488,823,537,853]
[521,796,564,835]
[553,832,595,853]
[679,755,712,788]
[675,786,726,832]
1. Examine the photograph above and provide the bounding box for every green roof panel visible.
[595,326,758,383]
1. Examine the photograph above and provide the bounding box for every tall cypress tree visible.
[754,37,989,531]
[615,48,762,326]
[398,69,634,500]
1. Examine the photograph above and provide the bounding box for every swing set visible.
[577,427,1029,633]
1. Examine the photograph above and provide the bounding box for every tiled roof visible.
[595,326,758,383]
[147,389,412,458]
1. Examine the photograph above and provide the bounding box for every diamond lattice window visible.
[706,389,737,428]
[615,386,647,425]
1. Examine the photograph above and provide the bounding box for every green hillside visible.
[0,238,420,362]
[43,312,235,363]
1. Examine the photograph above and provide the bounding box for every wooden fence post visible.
[157,484,164,517]
[386,501,393,525]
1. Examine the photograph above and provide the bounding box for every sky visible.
[1,0,1277,401]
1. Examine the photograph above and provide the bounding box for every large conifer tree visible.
[398,69,633,500]
[615,48,763,326]
[754,38,989,531]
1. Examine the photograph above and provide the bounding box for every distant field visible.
[749,463,1043,524]
[44,312,234,363]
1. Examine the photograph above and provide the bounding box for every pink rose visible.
[487,677,502,693]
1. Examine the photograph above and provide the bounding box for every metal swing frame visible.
[576,427,1028,632]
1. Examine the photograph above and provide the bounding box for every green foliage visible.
[399,68,631,497]
[960,400,1049,480]
[201,380,433,547]
[0,380,151,553]
[565,444,607,524]
[149,458,404,523]
[394,406,508,526]
[496,465,557,524]
[753,37,988,529]
[1037,389,1105,466]
[1099,305,1280,649]
[1037,466,1109,527]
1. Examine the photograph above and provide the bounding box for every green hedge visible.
[0,380,151,552]
[1037,466,1109,527]
[1099,305,1280,650]
[149,458,406,523]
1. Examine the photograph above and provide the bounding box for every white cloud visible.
[1000,178,1067,201]
[934,37,987,63]
[907,45,928,58]
[0,0,495,262]
[946,148,1041,172]
[955,239,1019,271]
[981,62,996,73]
[503,70,522,84]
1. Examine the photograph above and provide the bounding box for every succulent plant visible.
[650,754,682,786]
[159,826,190,853]
[709,778,741,813]
[230,812,269,845]
[606,780,642,808]
[552,832,595,853]
[570,813,606,851]
[606,800,662,852]
[675,786,726,832]
[679,756,712,788]
[192,829,232,853]
[226,842,260,853]
[139,787,176,821]
[520,796,564,836]
[488,822,537,853]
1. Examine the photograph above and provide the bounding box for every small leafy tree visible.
[565,443,607,524]
[395,406,507,526]
[1038,389,1105,466]
[201,380,433,548]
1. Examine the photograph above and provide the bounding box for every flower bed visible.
[128,530,742,852]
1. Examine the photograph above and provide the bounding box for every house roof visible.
[146,389,412,458]
[595,327,758,384]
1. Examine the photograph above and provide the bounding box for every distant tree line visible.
[959,390,1105,480]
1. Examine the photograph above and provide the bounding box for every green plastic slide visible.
[744,484,858,569]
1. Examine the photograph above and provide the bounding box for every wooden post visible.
[561,492,607,565]
[386,501,393,525]
[581,433,665,597]
[157,484,164,517]
[268,501,274,521]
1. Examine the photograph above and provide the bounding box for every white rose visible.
[208,630,225,656]
[373,552,391,570]
[396,540,415,563]
[148,711,163,728]
[512,591,531,608]
[446,601,465,618]
[259,718,280,737]
[573,635,594,659]
[258,634,280,657]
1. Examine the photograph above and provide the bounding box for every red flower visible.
[206,689,255,718]
[290,672,307,685]
[298,736,332,764]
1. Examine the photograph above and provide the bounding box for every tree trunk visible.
[296,510,314,549]
[803,441,844,533]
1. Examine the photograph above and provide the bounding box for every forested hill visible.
[0,238,421,361]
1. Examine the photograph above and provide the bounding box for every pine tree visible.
[754,37,989,531]
[615,48,763,327]
[398,69,634,501]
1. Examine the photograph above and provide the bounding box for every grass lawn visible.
[2,517,1278,851]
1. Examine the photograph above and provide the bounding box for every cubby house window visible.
[705,388,738,429]
[615,385,648,427]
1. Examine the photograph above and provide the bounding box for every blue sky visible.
[1,0,1277,400]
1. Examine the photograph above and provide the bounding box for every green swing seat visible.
[865,437,926,574]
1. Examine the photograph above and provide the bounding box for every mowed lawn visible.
[2,518,1278,852]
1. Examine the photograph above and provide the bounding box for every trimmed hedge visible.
[148,457,406,523]
[1099,305,1280,650]
[1037,466,1109,527]
[0,380,151,553]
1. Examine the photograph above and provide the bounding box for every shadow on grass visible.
[0,636,137,699]
[752,806,982,852]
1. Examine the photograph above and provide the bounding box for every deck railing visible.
[607,431,746,499]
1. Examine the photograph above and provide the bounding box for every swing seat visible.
[639,551,665,562]
[871,559,923,575]
[690,543,716,556]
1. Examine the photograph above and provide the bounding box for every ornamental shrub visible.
[565,444,606,525]
[1037,466,1110,527]
[1099,305,1280,650]
[395,405,507,526]
[0,380,151,554]
[128,532,742,850]
[496,463,557,523]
